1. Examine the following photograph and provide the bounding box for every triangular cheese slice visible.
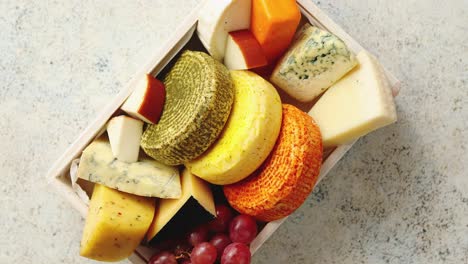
[146,169,216,243]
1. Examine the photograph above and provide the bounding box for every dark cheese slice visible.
[146,169,216,244]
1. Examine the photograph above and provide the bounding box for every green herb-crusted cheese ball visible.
[141,50,234,165]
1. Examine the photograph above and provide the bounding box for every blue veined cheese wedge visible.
[270,24,357,102]
[308,50,397,148]
[77,137,181,198]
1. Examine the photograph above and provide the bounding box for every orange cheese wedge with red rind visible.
[224,104,323,221]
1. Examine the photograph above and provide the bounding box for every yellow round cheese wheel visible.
[186,70,282,185]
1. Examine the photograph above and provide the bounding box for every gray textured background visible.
[1,0,467,263]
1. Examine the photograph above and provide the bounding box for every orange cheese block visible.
[251,0,301,63]
[224,104,323,221]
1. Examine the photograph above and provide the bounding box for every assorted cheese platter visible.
[46,0,400,263]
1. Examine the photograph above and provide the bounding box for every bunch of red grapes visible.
[149,204,258,264]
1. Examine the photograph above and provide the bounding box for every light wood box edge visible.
[46,1,401,263]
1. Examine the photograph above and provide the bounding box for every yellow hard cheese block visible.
[309,50,397,148]
[147,169,215,242]
[80,184,155,262]
[77,137,181,198]
[186,70,282,185]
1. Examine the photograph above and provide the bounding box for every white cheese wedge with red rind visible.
[107,115,143,163]
[197,0,251,61]
[224,30,268,70]
[308,50,397,148]
[121,74,166,124]
[77,138,181,198]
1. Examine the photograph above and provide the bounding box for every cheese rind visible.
[107,115,143,163]
[186,70,282,185]
[308,50,397,148]
[77,138,181,198]
[80,184,155,262]
[146,169,215,242]
[224,30,267,70]
[271,24,357,102]
[121,74,166,124]
[224,104,323,221]
[197,0,251,61]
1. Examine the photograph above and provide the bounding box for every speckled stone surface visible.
[0,0,466,263]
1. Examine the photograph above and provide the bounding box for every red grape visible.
[187,225,209,246]
[148,251,177,264]
[190,242,217,264]
[228,215,258,244]
[179,260,192,264]
[208,204,234,233]
[209,233,231,261]
[173,241,192,260]
[221,243,251,264]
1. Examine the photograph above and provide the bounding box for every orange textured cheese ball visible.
[224,104,323,221]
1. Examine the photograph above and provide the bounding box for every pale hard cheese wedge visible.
[197,0,251,61]
[121,74,166,124]
[77,138,181,198]
[80,184,155,262]
[107,115,143,163]
[186,70,282,185]
[309,50,397,148]
[141,51,234,165]
[224,30,268,70]
[146,169,215,243]
[271,24,358,102]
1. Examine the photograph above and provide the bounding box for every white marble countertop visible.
[1,0,467,263]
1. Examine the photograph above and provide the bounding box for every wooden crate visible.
[46,1,400,263]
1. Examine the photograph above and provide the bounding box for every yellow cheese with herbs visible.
[80,184,155,262]
[308,50,397,147]
[186,70,282,185]
[77,137,181,198]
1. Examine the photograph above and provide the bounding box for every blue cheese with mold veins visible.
[270,24,358,102]
[77,138,181,198]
